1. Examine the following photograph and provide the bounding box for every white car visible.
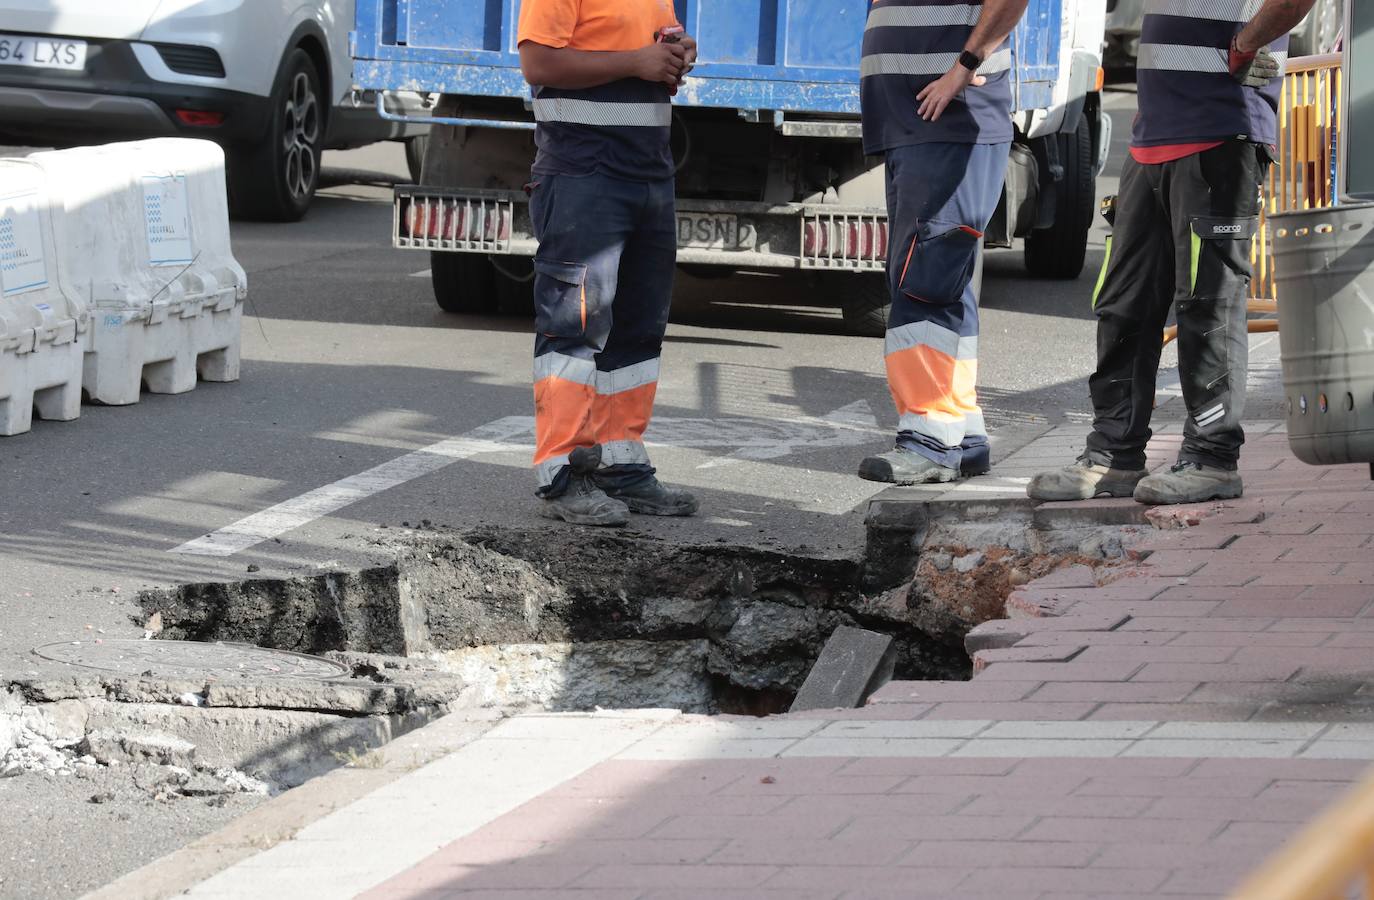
[0,0,426,221]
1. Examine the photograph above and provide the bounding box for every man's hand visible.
[680,35,698,74]
[1229,34,1281,87]
[917,65,984,121]
[631,41,688,86]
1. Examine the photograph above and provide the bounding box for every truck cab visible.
[353,0,1108,335]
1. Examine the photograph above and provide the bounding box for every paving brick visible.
[1212,821,1307,845]
[1169,631,1330,647]
[1211,596,1367,617]
[956,793,1152,818]
[791,703,933,721]
[783,737,963,758]
[865,680,1041,704]
[836,757,1018,777]
[1233,646,1374,675]
[1076,775,1271,799]
[953,739,1133,758]
[1011,757,1198,777]
[774,793,970,822]
[1020,816,1223,844]
[973,645,1084,670]
[708,837,914,867]
[1018,631,1180,648]
[1029,682,1199,703]
[897,840,1101,868]
[977,662,1143,682]
[897,773,1088,796]
[1074,600,1223,618]
[979,720,1154,740]
[1136,550,1215,576]
[1089,841,1270,869]
[1188,681,1362,706]
[1144,796,1328,823]
[643,891,838,900]
[651,812,854,841]
[1087,702,1259,721]
[1189,758,1368,780]
[436,839,727,867]
[838,814,1037,842]
[572,864,778,890]
[1158,865,1266,895]
[1324,632,1374,647]
[1121,616,1279,632]
[958,867,1168,894]
[1076,645,1236,664]
[923,702,1096,721]
[1130,662,1301,683]
[719,773,908,796]
[760,864,969,894]
[469,800,671,842]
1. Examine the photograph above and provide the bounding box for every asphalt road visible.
[0,87,1292,899]
[0,88,1287,675]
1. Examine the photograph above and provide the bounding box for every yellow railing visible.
[1230,767,1374,900]
[1164,53,1342,345]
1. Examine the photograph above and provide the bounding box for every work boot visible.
[1133,461,1243,505]
[599,475,699,517]
[858,448,958,485]
[1027,457,1147,501]
[538,446,630,527]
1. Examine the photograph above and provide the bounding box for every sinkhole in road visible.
[138,524,1131,716]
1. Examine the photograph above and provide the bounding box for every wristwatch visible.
[958,49,983,72]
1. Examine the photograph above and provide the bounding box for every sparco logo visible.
[1213,224,1243,234]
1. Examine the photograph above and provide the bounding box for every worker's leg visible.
[1083,157,1176,469]
[529,172,636,519]
[1134,142,1265,504]
[591,177,697,516]
[859,141,1009,485]
[1029,157,1173,502]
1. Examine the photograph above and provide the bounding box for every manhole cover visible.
[32,640,350,680]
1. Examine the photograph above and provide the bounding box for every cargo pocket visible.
[898,224,982,304]
[533,259,590,338]
[1189,215,1258,299]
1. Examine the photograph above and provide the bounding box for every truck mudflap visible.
[394,186,889,273]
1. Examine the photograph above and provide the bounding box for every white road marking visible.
[170,418,532,557]
[170,403,884,557]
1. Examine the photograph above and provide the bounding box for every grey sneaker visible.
[858,448,959,485]
[1133,461,1243,505]
[601,476,699,517]
[1028,457,1148,501]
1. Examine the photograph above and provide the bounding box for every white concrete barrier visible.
[25,138,246,406]
[0,162,86,435]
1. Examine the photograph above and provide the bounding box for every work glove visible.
[1229,35,1280,88]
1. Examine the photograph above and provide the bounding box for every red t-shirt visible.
[1130,142,1225,164]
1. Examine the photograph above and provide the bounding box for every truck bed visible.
[352,0,1060,114]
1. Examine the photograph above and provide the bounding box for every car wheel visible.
[431,252,498,314]
[228,49,322,222]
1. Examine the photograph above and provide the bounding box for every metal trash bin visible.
[1273,202,1374,467]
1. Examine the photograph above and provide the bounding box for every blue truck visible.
[351,0,1109,335]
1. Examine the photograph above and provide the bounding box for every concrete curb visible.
[80,709,506,900]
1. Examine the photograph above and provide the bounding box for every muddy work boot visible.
[538,446,630,527]
[599,475,699,517]
[1133,461,1243,505]
[857,448,958,485]
[1027,457,1147,501]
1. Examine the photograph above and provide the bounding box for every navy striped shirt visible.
[860,0,1015,154]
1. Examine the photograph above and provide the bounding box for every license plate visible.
[676,213,757,251]
[0,35,88,72]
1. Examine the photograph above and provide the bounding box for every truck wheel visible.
[431,253,497,314]
[488,257,535,316]
[228,49,322,222]
[404,134,428,184]
[1024,111,1094,279]
[838,273,890,338]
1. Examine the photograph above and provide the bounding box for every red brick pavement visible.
[360,432,1374,899]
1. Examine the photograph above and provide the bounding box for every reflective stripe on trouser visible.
[882,141,1009,471]
[529,172,676,497]
[1084,141,1267,472]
